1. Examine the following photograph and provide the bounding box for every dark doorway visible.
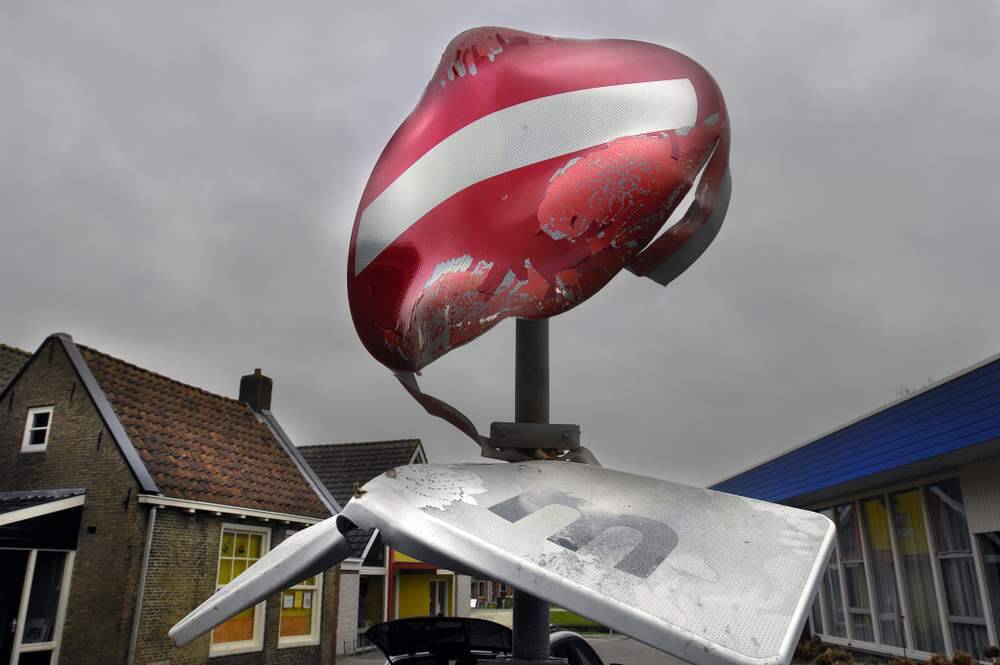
[0,550,29,664]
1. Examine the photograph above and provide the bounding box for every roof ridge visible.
[77,343,248,409]
[0,343,31,358]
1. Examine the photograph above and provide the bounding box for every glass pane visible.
[861,497,903,646]
[940,557,984,618]
[32,412,50,428]
[951,622,989,660]
[358,576,384,631]
[280,592,313,638]
[217,559,233,585]
[891,490,945,653]
[234,533,249,558]
[29,429,47,446]
[926,479,972,553]
[233,559,248,579]
[23,552,66,644]
[810,595,824,634]
[18,651,52,665]
[843,562,870,609]
[212,606,256,644]
[822,567,847,637]
[850,612,875,642]
[837,504,864,561]
[248,534,262,559]
[220,532,234,557]
[979,532,1000,651]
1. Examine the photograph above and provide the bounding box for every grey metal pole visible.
[512,317,551,661]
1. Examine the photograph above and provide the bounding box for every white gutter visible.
[137,495,320,525]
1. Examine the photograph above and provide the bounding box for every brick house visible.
[299,441,471,656]
[0,333,340,665]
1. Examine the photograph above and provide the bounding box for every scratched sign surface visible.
[349,27,731,372]
[344,462,834,665]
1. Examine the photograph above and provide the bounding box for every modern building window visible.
[891,489,945,653]
[978,531,1000,645]
[925,479,989,657]
[429,579,449,616]
[279,573,322,646]
[211,525,269,656]
[861,497,904,647]
[810,595,824,635]
[837,503,875,642]
[820,508,848,637]
[21,406,54,452]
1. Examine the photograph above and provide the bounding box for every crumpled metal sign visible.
[348,27,731,375]
[171,462,833,665]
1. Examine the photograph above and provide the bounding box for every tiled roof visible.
[0,343,31,394]
[0,488,85,515]
[299,440,422,555]
[78,345,329,519]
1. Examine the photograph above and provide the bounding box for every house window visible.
[211,525,269,656]
[925,479,989,658]
[21,406,54,452]
[429,579,449,616]
[279,573,322,647]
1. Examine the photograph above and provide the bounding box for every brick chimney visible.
[239,368,273,413]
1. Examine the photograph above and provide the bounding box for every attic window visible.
[21,406,54,452]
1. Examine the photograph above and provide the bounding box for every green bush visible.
[813,647,855,665]
[951,651,974,665]
[925,654,951,665]
[795,635,824,661]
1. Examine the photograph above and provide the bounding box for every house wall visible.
[0,338,148,665]
[336,567,360,656]
[454,575,471,618]
[960,454,1000,534]
[137,509,340,665]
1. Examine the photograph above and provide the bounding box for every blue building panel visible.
[712,356,1000,503]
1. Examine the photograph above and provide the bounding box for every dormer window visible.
[21,406,54,452]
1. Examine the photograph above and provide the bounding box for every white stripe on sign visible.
[354,78,698,275]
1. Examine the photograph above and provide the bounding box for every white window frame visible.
[277,571,323,648]
[21,406,54,453]
[7,548,75,665]
[807,472,998,664]
[210,523,271,658]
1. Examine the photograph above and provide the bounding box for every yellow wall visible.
[394,550,421,564]
[396,573,452,618]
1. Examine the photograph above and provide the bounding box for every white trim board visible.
[137,495,320,525]
[0,494,85,527]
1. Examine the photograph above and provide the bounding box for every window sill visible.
[277,637,321,649]
[208,642,264,658]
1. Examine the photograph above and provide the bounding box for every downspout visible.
[127,505,157,665]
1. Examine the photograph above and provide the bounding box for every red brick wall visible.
[139,510,340,665]
[0,338,340,665]
[0,338,147,665]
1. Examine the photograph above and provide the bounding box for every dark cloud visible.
[2,1,998,486]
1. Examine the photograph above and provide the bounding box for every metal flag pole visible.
[512,317,552,662]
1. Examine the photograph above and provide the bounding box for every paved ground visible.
[336,635,685,665]
[586,634,685,665]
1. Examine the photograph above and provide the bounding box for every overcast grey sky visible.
[2,2,998,487]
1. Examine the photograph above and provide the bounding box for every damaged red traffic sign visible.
[348,27,731,373]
